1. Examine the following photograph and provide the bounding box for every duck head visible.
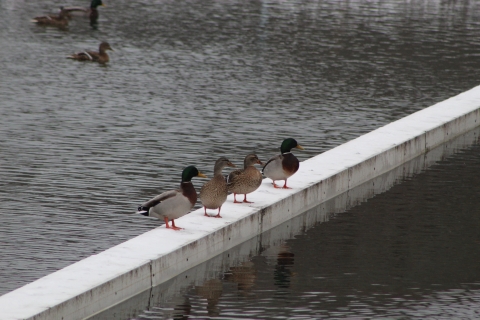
[182,165,207,182]
[280,138,304,154]
[91,0,105,8]
[244,154,263,168]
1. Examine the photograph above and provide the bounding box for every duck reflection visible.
[195,279,223,317]
[274,244,295,288]
[224,260,257,292]
[155,295,191,320]
[172,296,191,320]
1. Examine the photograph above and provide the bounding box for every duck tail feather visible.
[137,206,150,216]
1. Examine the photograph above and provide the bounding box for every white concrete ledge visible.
[91,124,480,319]
[1,86,480,320]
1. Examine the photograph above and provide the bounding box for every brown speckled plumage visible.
[199,157,236,218]
[227,154,263,203]
[32,8,69,27]
[67,42,113,64]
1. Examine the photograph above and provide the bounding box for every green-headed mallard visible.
[137,166,207,230]
[227,154,263,204]
[62,0,105,23]
[199,157,236,218]
[31,7,69,27]
[67,42,113,64]
[262,138,304,189]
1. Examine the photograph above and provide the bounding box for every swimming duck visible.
[31,7,69,27]
[62,0,105,23]
[227,154,263,204]
[199,157,236,218]
[262,138,304,189]
[137,166,207,230]
[67,42,113,64]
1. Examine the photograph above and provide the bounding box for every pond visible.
[1,0,480,297]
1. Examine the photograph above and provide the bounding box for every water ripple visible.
[2,0,480,296]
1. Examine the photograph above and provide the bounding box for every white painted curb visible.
[90,124,480,319]
[1,86,479,320]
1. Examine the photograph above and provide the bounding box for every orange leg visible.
[164,217,182,230]
[233,193,242,204]
[214,206,222,218]
[282,179,292,189]
[272,180,281,188]
[204,206,223,218]
[171,219,183,231]
[164,217,170,228]
[243,194,253,203]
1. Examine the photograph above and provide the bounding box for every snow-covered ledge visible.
[1,86,480,320]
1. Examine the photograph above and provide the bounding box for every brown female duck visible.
[227,154,263,204]
[67,42,113,64]
[199,157,236,218]
[31,7,69,27]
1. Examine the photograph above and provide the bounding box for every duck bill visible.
[256,160,264,166]
[228,162,237,168]
[198,172,208,178]
[296,145,305,150]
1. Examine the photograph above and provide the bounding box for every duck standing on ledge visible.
[199,157,236,218]
[67,42,113,64]
[137,166,207,230]
[31,7,69,27]
[227,154,263,204]
[262,138,304,189]
[62,0,105,23]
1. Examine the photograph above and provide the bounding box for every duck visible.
[137,166,207,230]
[227,154,263,204]
[62,0,105,23]
[67,42,113,64]
[31,7,69,27]
[262,138,304,189]
[199,157,236,218]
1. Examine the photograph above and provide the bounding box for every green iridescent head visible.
[90,0,104,8]
[280,138,304,154]
[181,165,207,182]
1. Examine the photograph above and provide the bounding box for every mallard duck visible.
[67,42,113,64]
[137,166,207,230]
[62,0,105,23]
[31,7,69,27]
[199,157,236,218]
[227,154,263,204]
[262,138,304,189]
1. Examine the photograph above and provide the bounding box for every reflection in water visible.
[224,261,257,293]
[274,244,295,289]
[195,279,223,317]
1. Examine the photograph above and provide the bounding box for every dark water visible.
[93,128,480,320]
[1,0,480,295]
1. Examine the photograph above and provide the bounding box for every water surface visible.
[1,0,480,295]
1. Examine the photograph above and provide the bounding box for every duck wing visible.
[32,14,63,23]
[226,169,243,185]
[62,6,89,12]
[69,50,100,61]
[139,189,179,210]
[262,154,281,174]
